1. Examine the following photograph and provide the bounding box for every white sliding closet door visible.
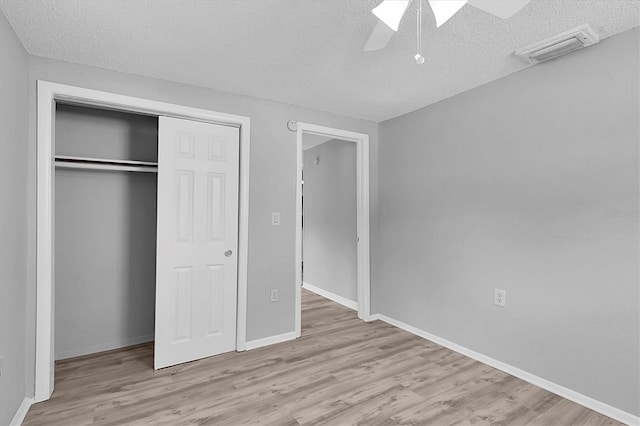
[155,116,240,369]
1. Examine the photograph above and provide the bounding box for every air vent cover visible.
[515,24,599,64]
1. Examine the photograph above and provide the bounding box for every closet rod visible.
[55,161,158,173]
[54,155,158,173]
[55,155,158,167]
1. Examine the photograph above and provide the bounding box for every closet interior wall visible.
[54,104,159,360]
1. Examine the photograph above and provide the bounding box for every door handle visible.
[225,250,233,257]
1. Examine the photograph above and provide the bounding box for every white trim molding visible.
[295,123,371,338]
[10,397,34,426]
[303,282,358,311]
[369,313,640,426]
[244,331,298,351]
[35,80,251,402]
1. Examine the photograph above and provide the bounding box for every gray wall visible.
[24,56,379,396]
[377,28,640,416]
[0,11,29,426]
[303,140,357,302]
[54,105,157,359]
[14,10,636,420]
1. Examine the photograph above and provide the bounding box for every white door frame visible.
[35,81,251,402]
[295,122,371,337]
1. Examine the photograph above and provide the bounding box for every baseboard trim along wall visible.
[55,334,155,361]
[244,331,298,351]
[10,397,34,426]
[368,313,639,426]
[302,282,358,311]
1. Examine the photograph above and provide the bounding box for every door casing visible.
[295,122,372,337]
[35,81,251,402]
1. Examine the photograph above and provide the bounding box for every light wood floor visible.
[24,289,620,425]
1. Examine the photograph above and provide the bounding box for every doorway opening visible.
[295,123,371,337]
[302,137,358,308]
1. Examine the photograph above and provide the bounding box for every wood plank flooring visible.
[24,289,620,425]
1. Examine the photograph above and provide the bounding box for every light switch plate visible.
[272,212,281,226]
[270,289,279,302]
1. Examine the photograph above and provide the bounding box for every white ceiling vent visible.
[515,24,600,64]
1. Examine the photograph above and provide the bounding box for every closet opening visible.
[36,81,251,402]
[54,103,159,362]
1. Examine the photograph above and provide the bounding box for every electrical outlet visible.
[494,288,506,307]
[270,289,279,302]
[272,212,281,226]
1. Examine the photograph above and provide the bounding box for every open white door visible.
[155,116,239,369]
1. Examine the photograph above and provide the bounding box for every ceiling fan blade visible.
[467,0,531,19]
[372,0,413,32]
[364,20,396,51]
[428,0,468,27]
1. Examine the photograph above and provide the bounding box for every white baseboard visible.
[245,331,298,351]
[369,313,639,426]
[303,282,358,311]
[10,397,34,426]
[56,334,155,360]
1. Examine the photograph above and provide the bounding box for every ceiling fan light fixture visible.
[372,0,412,32]
[428,0,467,27]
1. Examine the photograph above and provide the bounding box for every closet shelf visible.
[54,155,158,173]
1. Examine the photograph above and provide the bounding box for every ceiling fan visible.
[365,0,532,63]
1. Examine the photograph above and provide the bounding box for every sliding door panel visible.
[155,117,239,369]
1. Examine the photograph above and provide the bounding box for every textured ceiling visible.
[1,0,638,122]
